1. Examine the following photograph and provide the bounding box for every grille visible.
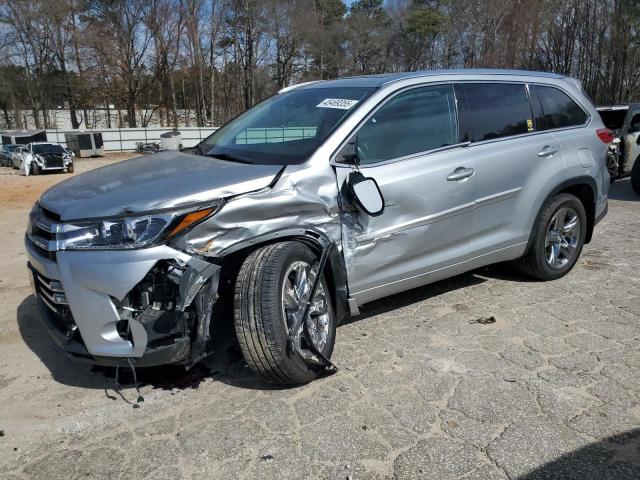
[27,235,56,261]
[30,266,75,333]
[27,204,62,262]
[42,207,61,222]
[43,155,64,169]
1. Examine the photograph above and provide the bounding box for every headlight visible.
[56,204,219,250]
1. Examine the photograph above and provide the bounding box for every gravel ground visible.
[0,160,638,479]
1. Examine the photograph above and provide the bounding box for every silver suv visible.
[26,69,609,384]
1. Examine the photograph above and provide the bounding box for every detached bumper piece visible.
[111,259,219,368]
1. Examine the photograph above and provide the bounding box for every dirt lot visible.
[0,156,639,479]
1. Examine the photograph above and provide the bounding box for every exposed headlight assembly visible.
[55,204,220,250]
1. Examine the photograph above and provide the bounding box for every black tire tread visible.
[516,193,586,280]
[631,157,640,195]
[234,241,328,384]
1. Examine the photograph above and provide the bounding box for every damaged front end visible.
[26,200,223,368]
[26,149,348,371]
[110,257,220,368]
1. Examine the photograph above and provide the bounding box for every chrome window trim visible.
[331,79,594,168]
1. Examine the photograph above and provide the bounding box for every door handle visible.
[447,167,475,181]
[537,145,558,157]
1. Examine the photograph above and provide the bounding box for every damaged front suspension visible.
[286,243,339,376]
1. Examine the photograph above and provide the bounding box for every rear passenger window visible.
[455,83,533,142]
[535,86,588,129]
[356,84,458,164]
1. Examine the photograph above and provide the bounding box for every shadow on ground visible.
[519,428,640,479]
[608,177,639,202]
[17,267,498,392]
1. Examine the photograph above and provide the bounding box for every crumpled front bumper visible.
[25,237,220,367]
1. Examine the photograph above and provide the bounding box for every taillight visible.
[596,128,615,144]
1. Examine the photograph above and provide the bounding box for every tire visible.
[67,163,74,173]
[234,241,336,384]
[516,193,587,280]
[31,163,40,176]
[606,151,618,181]
[631,157,640,195]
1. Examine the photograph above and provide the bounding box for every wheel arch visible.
[217,228,351,324]
[525,176,597,254]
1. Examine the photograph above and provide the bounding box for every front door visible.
[336,84,478,304]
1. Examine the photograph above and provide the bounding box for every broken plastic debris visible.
[261,454,274,461]
[468,316,496,325]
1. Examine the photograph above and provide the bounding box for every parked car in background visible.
[27,70,609,384]
[597,104,640,193]
[1,144,23,167]
[14,142,73,175]
[11,145,27,169]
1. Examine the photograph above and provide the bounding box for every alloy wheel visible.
[545,207,581,269]
[281,260,330,361]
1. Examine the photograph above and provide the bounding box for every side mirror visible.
[348,172,384,216]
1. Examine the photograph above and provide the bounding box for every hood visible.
[40,151,283,221]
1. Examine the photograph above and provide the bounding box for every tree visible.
[86,0,152,128]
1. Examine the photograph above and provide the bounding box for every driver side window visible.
[356,84,458,165]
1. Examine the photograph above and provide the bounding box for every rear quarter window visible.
[454,83,533,142]
[534,85,588,129]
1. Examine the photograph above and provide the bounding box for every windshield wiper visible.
[206,152,253,164]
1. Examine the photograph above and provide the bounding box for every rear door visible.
[454,82,564,252]
[335,84,479,303]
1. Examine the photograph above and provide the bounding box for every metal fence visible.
[46,127,218,152]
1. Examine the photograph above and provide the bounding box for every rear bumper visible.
[26,237,219,367]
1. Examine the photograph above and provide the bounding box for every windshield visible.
[198,86,376,165]
[33,144,64,155]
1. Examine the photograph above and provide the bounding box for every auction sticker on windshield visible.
[317,98,359,109]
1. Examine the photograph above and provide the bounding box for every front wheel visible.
[234,241,336,384]
[516,193,587,280]
[67,163,74,173]
[31,163,40,176]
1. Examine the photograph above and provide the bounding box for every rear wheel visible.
[631,157,640,195]
[516,193,587,280]
[234,241,336,384]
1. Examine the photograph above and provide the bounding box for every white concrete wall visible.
[46,127,218,152]
[8,109,204,130]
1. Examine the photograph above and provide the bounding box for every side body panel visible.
[334,147,477,302]
[329,75,606,307]
[552,129,608,220]
[469,132,564,254]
